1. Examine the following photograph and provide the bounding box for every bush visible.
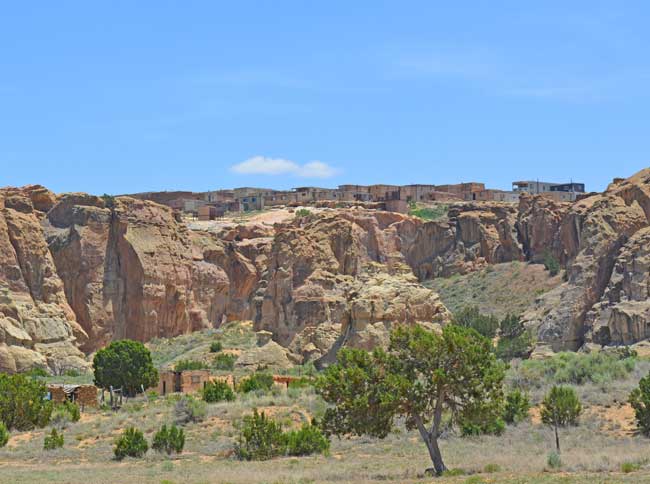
[408,205,448,221]
[547,451,561,469]
[0,373,52,430]
[295,208,312,218]
[174,395,207,425]
[541,386,581,427]
[114,427,148,460]
[51,401,81,427]
[202,380,235,403]
[460,417,505,437]
[287,377,314,390]
[483,463,501,473]
[173,359,208,371]
[26,367,49,378]
[513,350,636,388]
[213,353,236,371]
[0,422,9,448]
[209,341,223,353]
[152,424,185,455]
[629,372,650,436]
[496,314,532,361]
[93,340,158,396]
[235,409,286,461]
[453,306,499,339]
[503,389,530,425]
[543,250,561,276]
[101,194,116,209]
[285,421,330,456]
[621,461,642,473]
[238,372,274,394]
[43,428,64,450]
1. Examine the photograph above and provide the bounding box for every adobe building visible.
[47,384,99,408]
[158,369,213,395]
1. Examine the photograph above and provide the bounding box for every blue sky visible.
[1,1,649,194]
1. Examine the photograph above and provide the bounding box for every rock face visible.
[4,168,650,371]
[0,187,87,373]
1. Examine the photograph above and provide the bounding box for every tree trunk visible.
[414,415,447,475]
[554,422,560,453]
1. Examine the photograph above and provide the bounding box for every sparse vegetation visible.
[50,401,81,427]
[173,359,208,371]
[543,250,561,277]
[0,373,52,430]
[202,379,235,403]
[113,427,148,460]
[43,428,64,450]
[173,395,206,425]
[238,372,275,394]
[285,421,330,456]
[152,424,185,455]
[212,353,236,370]
[295,208,312,218]
[209,340,223,353]
[496,314,533,361]
[453,306,500,338]
[93,340,158,396]
[408,203,448,221]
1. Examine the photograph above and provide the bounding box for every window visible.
[191,375,201,384]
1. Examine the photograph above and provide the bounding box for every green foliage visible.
[202,380,235,403]
[316,324,505,475]
[0,422,8,448]
[173,395,206,425]
[0,373,52,430]
[238,372,274,394]
[101,193,116,209]
[543,250,561,276]
[540,386,582,427]
[621,461,642,473]
[234,410,329,460]
[43,428,64,450]
[453,306,499,338]
[235,409,287,461]
[152,424,185,455]
[173,359,208,371]
[483,463,501,473]
[209,340,223,353]
[409,204,448,221]
[503,389,530,425]
[212,353,236,371]
[294,208,312,218]
[514,350,636,388]
[93,340,158,396]
[496,314,532,361]
[25,367,49,378]
[114,427,148,460]
[547,451,562,469]
[287,377,314,390]
[285,421,330,456]
[460,416,505,437]
[629,371,650,436]
[51,401,81,427]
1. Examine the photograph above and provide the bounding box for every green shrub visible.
[43,428,64,450]
[285,421,330,456]
[25,367,49,378]
[0,373,52,430]
[51,401,81,427]
[496,314,532,361]
[541,386,581,427]
[295,208,312,218]
[114,427,148,460]
[547,451,561,469]
[483,463,501,473]
[543,250,561,276]
[238,372,274,394]
[202,380,235,403]
[0,422,9,448]
[93,340,158,396]
[629,371,650,436]
[621,461,642,473]
[513,350,636,388]
[235,409,287,460]
[209,341,223,353]
[460,417,505,437]
[173,359,208,371]
[287,377,314,390]
[213,353,236,371]
[453,306,499,338]
[503,389,530,425]
[152,424,185,455]
[173,395,206,425]
[409,204,448,221]
[101,194,116,209]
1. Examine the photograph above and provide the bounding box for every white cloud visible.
[231,156,338,178]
